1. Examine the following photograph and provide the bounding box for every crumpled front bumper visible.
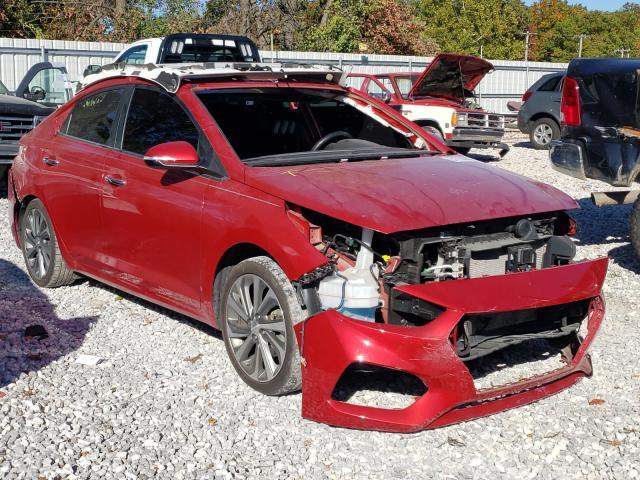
[295,258,608,432]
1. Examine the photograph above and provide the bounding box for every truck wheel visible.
[453,147,471,155]
[420,125,444,143]
[220,256,306,396]
[530,118,560,150]
[630,197,640,257]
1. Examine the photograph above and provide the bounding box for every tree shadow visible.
[571,197,640,274]
[0,259,99,389]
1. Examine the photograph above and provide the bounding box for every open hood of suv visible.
[409,53,494,101]
[245,154,577,234]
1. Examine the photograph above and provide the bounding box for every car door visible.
[41,87,126,270]
[533,74,563,122]
[15,62,73,107]
[99,86,206,316]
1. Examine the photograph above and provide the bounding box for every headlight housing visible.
[456,112,467,127]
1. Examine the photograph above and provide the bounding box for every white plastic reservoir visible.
[317,228,380,321]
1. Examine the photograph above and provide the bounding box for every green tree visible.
[415,0,529,60]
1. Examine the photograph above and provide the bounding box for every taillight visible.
[561,76,581,126]
[522,90,532,103]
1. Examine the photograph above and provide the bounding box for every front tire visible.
[630,197,640,257]
[220,256,305,395]
[529,118,560,150]
[20,199,76,288]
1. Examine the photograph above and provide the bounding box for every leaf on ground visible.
[589,398,606,406]
[115,295,124,301]
[0,391,6,398]
[23,388,35,397]
[207,417,218,426]
[447,437,466,447]
[184,353,203,363]
[600,439,623,447]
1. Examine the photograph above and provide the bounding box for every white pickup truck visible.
[93,33,261,73]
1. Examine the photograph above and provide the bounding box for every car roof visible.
[80,62,347,94]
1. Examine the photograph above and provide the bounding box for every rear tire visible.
[220,256,305,396]
[630,197,640,257]
[529,118,560,150]
[20,199,76,288]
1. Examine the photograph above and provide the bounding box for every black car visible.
[550,58,640,254]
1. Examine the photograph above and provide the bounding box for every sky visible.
[524,0,633,10]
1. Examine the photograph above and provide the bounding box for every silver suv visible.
[517,72,565,149]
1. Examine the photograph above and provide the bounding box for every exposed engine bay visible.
[293,207,582,362]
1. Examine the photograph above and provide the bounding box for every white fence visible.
[0,38,568,113]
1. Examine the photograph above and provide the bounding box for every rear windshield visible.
[581,71,640,127]
[196,88,424,166]
[161,37,259,63]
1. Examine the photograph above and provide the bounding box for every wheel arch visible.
[211,243,273,324]
[529,113,560,126]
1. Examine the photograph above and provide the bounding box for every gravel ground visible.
[1,135,640,479]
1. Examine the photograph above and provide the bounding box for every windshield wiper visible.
[244,148,439,167]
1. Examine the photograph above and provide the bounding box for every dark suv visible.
[518,71,565,149]
[550,58,640,254]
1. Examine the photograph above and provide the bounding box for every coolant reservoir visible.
[318,229,380,321]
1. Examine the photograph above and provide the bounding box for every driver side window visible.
[26,68,68,106]
[366,80,386,100]
[122,88,200,156]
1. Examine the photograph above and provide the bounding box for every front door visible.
[99,86,206,316]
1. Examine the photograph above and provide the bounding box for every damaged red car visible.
[8,63,607,432]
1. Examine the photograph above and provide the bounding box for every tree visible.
[301,0,438,55]
[415,0,529,60]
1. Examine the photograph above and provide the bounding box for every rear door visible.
[42,87,126,268]
[99,86,207,316]
[533,74,563,123]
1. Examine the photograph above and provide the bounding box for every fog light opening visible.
[331,363,427,410]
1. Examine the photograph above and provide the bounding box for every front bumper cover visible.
[295,258,607,432]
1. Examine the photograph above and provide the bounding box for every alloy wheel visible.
[533,123,553,146]
[225,274,287,383]
[23,209,52,279]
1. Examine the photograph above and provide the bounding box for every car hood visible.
[0,94,55,116]
[409,53,494,102]
[244,154,577,234]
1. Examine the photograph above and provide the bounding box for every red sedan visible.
[8,63,607,432]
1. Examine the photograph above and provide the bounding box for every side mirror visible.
[83,64,102,77]
[24,86,46,102]
[383,92,393,104]
[144,141,200,168]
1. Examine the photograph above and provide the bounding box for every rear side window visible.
[122,88,199,155]
[538,76,561,92]
[66,89,123,146]
[118,45,148,64]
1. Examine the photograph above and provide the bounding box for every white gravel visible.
[1,135,640,479]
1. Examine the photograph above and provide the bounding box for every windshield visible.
[197,88,432,166]
[394,75,418,99]
[0,80,8,95]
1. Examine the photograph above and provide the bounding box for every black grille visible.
[0,114,35,145]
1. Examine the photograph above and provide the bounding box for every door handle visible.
[104,175,127,187]
[42,157,59,166]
